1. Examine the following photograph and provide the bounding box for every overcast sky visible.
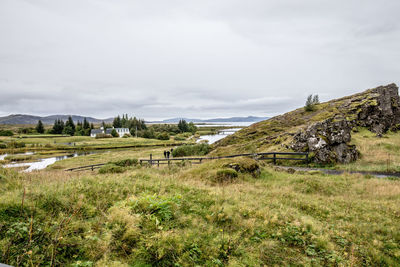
[0,0,399,120]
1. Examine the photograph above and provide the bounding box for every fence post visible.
[150,154,152,166]
[157,160,160,167]
[91,165,94,171]
[273,153,276,165]
[306,153,309,164]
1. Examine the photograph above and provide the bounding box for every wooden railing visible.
[65,163,106,172]
[65,152,308,171]
[139,152,309,166]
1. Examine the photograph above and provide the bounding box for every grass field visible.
[332,128,400,173]
[1,126,400,266]
[0,158,399,266]
[0,135,192,158]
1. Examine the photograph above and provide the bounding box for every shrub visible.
[0,143,6,149]
[95,133,112,139]
[224,158,260,177]
[111,158,138,167]
[142,129,156,139]
[172,144,210,157]
[216,169,238,183]
[4,155,33,162]
[18,127,35,134]
[0,130,13,136]
[122,133,131,138]
[111,129,119,137]
[98,164,126,174]
[157,132,170,140]
[7,141,26,148]
[174,134,186,141]
[127,194,181,222]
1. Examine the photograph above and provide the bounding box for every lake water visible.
[197,128,242,144]
[196,121,255,127]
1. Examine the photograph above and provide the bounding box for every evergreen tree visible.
[83,118,90,130]
[312,94,320,104]
[304,94,320,112]
[82,118,91,136]
[304,95,315,112]
[35,120,45,134]
[178,119,189,133]
[64,116,76,135]
[113,115,122,128]
[63,126,75,136]
[121,114,128,128]
[51,119,64,134]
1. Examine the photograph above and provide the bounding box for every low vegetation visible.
[172,143,211,157]
[0,159,399,266]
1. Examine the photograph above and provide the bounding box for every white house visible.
[90,127,130,138]
[115,128,130,136]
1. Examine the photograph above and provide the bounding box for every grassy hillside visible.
[211,85,393,156]
[335,127,400,172]
[1,160,399,266]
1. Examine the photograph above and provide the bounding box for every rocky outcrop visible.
[291,84,400,164]
[356,84,400,134]
[291,119,358,163]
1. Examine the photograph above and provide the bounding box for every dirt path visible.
[275,166,400,179]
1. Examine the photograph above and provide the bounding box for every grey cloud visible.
[0,0,399,119]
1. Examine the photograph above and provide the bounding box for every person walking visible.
[166,151,170,159]
[163,150,167,158]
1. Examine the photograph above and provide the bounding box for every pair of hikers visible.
[164,148,174,159]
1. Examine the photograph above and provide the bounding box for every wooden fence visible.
[139,152,309,166]
[65,152,308,172]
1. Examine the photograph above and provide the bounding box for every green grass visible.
[333,128,400,172]
[48,147,172,170]
[0,135,191,154]
[0,160,399,266]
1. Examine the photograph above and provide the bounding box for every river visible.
[2,151,95,172]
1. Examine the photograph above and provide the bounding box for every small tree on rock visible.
[304,94,320,112]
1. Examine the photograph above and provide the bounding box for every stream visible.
[1,151,95,172]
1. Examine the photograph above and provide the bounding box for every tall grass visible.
[0,160,399,266]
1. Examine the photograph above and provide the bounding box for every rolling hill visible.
[0,114,113,125]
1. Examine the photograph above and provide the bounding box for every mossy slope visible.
[212,83,399,156]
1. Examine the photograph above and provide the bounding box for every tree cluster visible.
[304,94,320,112]
[135,119,196,141]
[112,114,147,136]
[49,116,93,136]
[178,119,197,134]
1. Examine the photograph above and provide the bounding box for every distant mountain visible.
[150,116,269,123]
[0,114,113,125]
[0,114,269,125]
